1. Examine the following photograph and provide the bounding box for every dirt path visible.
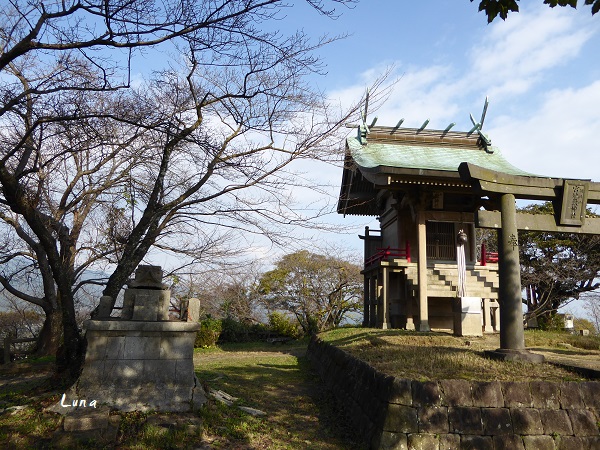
[194,344,364,449]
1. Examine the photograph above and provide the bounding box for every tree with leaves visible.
[472,0,600,23]
[477,203,600,325]
[257,250,363,334]
[518,203,600,326]
[0,0,361,378]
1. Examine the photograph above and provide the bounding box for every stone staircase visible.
[404,264,499,299]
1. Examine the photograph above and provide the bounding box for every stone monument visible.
[73,265,205,412]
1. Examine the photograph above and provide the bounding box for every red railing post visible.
[481,242,487,266]
[406,239,411,263]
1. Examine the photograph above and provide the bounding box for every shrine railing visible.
[365,241,411,267]
[480,242,498,266]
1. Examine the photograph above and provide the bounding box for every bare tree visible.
[0,0,361,378]
[583,293,600,334]
[170,264,265,322]
[0,293,44,341]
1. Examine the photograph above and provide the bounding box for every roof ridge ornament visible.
[359,88,380,144]
[358,88,371,145]
[443,122,456,134]
[468,97,493,151]
[355,94,494,147]
[418,119,430,132]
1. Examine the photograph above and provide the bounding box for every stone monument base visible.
[74,320,205,412]
[453,297,483,337]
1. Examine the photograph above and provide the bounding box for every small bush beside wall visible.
[268,312,302,339]
[195,318,222,348]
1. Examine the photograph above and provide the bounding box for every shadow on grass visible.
[319,328,455,349]
[0,361,64,449]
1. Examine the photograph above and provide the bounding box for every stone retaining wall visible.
[307,336,600,450]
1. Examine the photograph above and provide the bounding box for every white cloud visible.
[327,4,598,131]
[469,6,595,98]
[329,64,462,129]
[317,2,600,256]
[489,80,600,180]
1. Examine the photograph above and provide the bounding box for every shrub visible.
[537,313,565,332]
[573,317,597,335]
[567,334,600,351]
[268,312,301,339]
[195,317,222,348]
[218,317,268,343]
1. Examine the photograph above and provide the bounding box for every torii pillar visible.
[459,162,600,363]
[489,194,543,362]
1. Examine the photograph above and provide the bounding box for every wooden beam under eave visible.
[476,210,600,234]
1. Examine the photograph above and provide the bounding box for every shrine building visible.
[338,123,534,335]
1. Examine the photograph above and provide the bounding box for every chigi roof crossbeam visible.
[347,96,493,149]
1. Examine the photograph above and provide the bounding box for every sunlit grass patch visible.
[319,328,590,382]
[525,329,600,351]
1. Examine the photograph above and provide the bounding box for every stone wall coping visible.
[85,319,201,332]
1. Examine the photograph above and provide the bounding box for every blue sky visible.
[310,1,600,178]
[279,2,600,237]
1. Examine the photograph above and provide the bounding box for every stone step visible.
[427,276,498,289]
[429,274,499,290]
[63,406,111,432]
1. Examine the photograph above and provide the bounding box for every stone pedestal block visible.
[77,320,203,412]
[453,297,483,337]
[128,289,170,321]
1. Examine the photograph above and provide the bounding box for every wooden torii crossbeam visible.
[459,163,600,363]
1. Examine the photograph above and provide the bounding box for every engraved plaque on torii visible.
[559,179,589,226]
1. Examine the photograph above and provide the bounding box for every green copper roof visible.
[346,130,535,177]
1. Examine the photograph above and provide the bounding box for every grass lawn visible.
[319,328,600,382]
[0,341,364,449]
[1,329,598,448]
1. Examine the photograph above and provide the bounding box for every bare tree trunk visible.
[54,275,85,380]
[35,308,62,357]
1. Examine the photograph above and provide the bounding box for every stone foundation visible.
[307,336,600,449]
[69,265,204,413]
[76,320,204,412]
